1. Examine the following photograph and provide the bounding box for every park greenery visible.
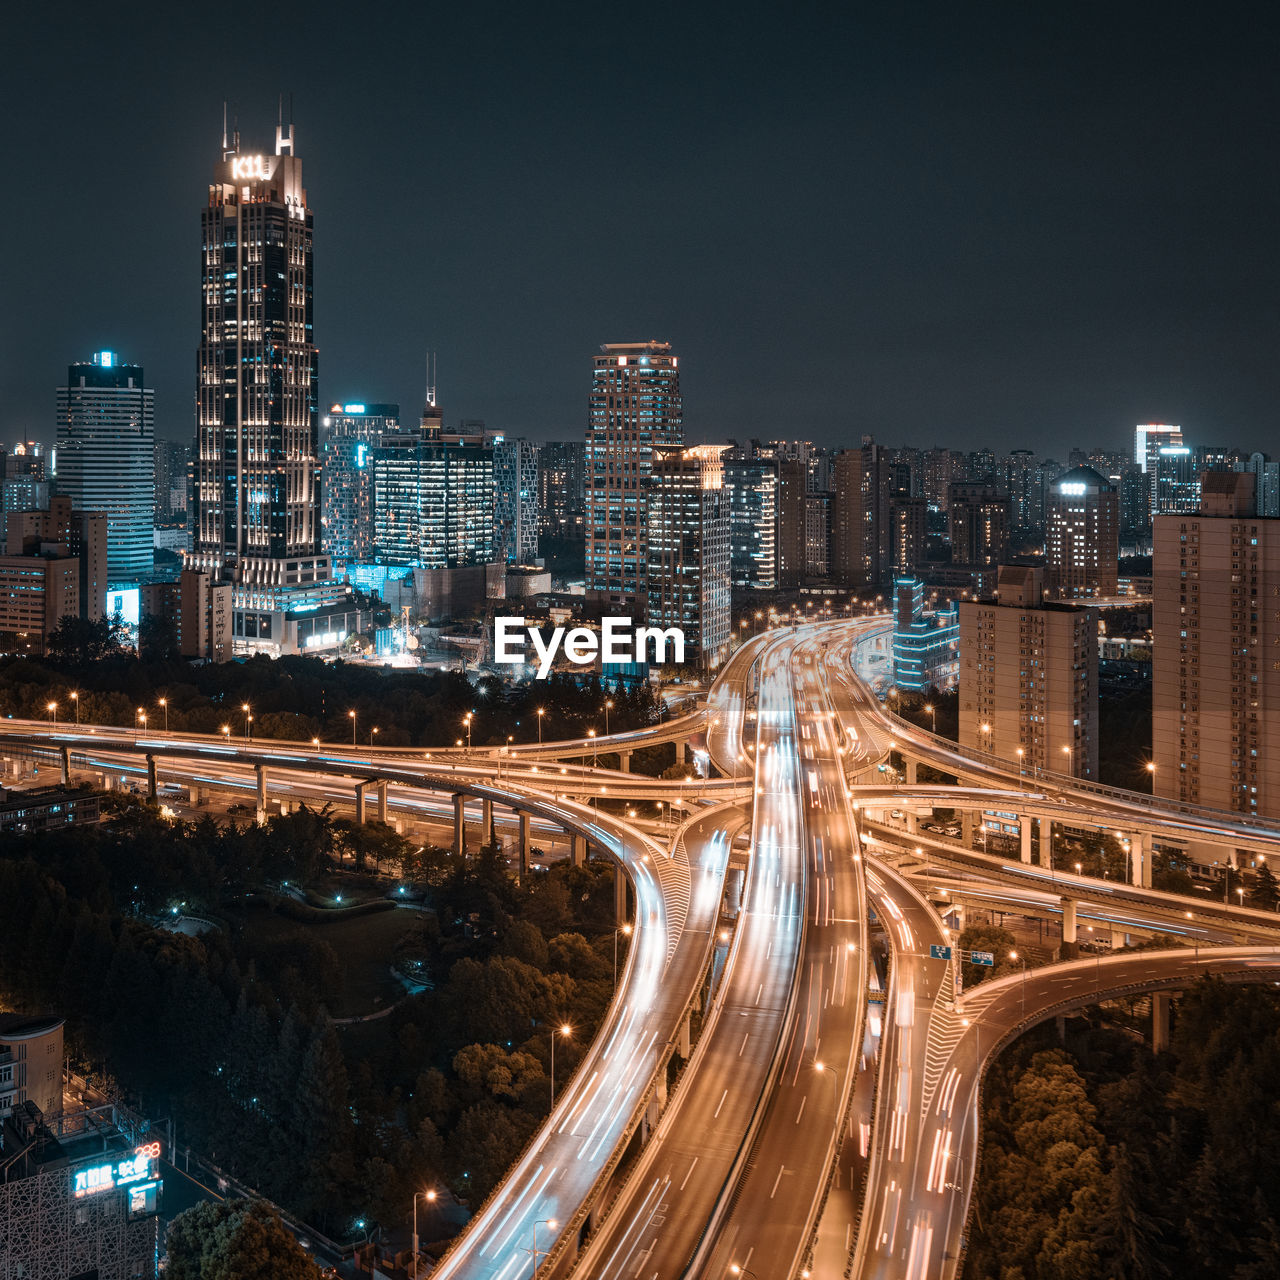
[0,801,625,1244]
[963,981,1280,1280]
[165,1200,320,1280]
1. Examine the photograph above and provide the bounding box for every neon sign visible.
[1058,482,1086,496]
[231,155,268,181]
[73,1142,161,1198]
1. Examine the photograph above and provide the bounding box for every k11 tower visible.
[191,115,323,587]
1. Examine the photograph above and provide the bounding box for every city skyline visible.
[3,3,1279,450]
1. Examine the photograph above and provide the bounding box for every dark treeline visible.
[0,805,623,1241]
[0,640,660,749]
[963,981,1280,1280]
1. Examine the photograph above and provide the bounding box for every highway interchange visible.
[6,614,1280,1278]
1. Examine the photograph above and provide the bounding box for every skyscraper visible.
[538,441,586,538]
[1153,472,1280,817]
[153,440,192,523]
[1045,466,1119,598]
[191,118,322,586]
[585,342,683,606]
[724,454,778,590]
[645,446,730,670]
[833,438,892,590]
[947,481,1010,567]
[493,436,539,564]
[55,351,154,586]
[320,402,400,563]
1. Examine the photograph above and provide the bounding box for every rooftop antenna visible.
[275,90,295,155]
[221,101,234,159]
[425,351,437,408]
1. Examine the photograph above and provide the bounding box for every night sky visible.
[4,2,1278,453]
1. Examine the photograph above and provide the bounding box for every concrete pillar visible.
[905,809,918,834]
[961,808,974,849]
[618,750,631,773]
[725,865,744,916]
[614,865,627,924]
[678,1010,692,1058]
[1040,819,1053,868]
[675,740,687,765]
[1131,832,1152,888]
[146,754,158,800]
[571,834,587,868]
[354,782,366,825]
[59,746,71,785]
[255,764,267,822]
[482,797,493,840]
[1019,815,1033,864]
[519,811,532,881]
[1152,993,1171,1052]
[453,793,466,857]
[374,780,388,824]
[1061,897,1078,945]
[905,759,917,785]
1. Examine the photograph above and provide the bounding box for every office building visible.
[1153,444,1200,514]
[948,481,1010,567]
[320,402,400,563]
[55,351,154,586]
[959,565,1098,778]
[892,577,959,692]
[0,553,79,653]
[645,446,731,670]
[539,440,586,538]
[493,436,539,563]
[1153,472,1280,817]
[585,342,683,606]
[833,438,892,590]
[724,455,778,590]
[191,120,323,587]
[1135,423,1183,475]
[1,444,49,518]
[1045,465,1119,598]
[0,1014,63,1120]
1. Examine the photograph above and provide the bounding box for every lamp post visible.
[979,722,991,756]
[1062,743,1072,776]
[370,727,379,748]
[69,690,79,725]
[549,1023,572,1110]
[411,1189,437,1279]
[537,707,545,745]
[463,713,473,751]
[221,724,230,743]
[312,737,321,751]
[46,700,57,726]
[730,1265,758,1279]
[604,698,613,737]
[158,696,168,733]
[588,728,597,769]
[349,709,357,745]
[137,708,147,736]
[925,702,936,735]
[613,922,632,985]
[1146,760,1156,792]
[530,1218,559,1278]
[241,703,252,743]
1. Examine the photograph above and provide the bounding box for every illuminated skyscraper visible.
[586,342,683,606]
[191,116,323,587]
[320,402,400,562]
[724,455,778,590]
[55,351,154,586]
[493,436,539,563]
[1045,465,1119,598]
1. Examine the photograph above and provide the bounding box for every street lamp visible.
[1062,743,1072,775]
[730,1265,758,1279]
[158,696,168,733]
[46,700,57,725]
[349,709,357,745]
[1074,861,1083,876]
[69,690,79,725]
[370,727,379,748]
[531,1218,559,1277]
[613,922,632,985]
[241,703,252,743]
[1015,747,1024,787]
[537,706,545,745]
[588,728,597,768]
[549,1023,572,1110]
[463,713,473,751]
[312,737,320,751]
[604,698,613,737]
[412,1189,437,1278]
[925,702,936,735]
[221,724,230,742]
[136,708,147,735]
[979,722,991,755]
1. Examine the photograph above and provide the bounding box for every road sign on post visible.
[929,944,952,960]
[969,950,994,967]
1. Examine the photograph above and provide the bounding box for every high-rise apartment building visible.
[538,441,586,538]
[6,496,108,623]
[493,436,539,564]
[947,482,1010,567]
[645,446,730,670]
[191,121,323,587]
[153,440,191,522]
[833,438,892,589]
[804,493,831,579]
[1004,449,1038,530]
[889,496,927,578]
[724,455,778,591]
[1,444,50,518]
[777,457,807,587]
[585,342,682,606]
[1249,452,1280,518]
[1045,465,1119,598]
[320,402,400,563]
[55,352,154,586]
[959,565,1098,778]
[1153,444,1200,514]
[1153,472,1280,817]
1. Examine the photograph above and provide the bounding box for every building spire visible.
[275,91,295,155]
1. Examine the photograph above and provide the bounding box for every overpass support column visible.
[375,780,388,825]
[618,750,631,773]
[60,746,71,785]
[255,764,267,823]
[961,808,974,849]
[571,834,587,868]
[1061,897,1078,945]
[675,740,686,765]
[481,797,493,842]
[614,865,627,925]
[354,782,366,825]
[146,754,158,801]
[678,1010,692,1058]
[1019,815,1033,864]
[518,811,532,882]
[905,759,917,785]
[1152,993,1171,1053]
[1039,820,1053,868]
[453,793,466,857]
[905,809,917,834]
[1131,832,1152,888]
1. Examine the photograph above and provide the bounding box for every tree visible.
[1251,860,1279,910]
[957,922,1018,984]
[138,611,179,662]
[44,614,126,663]
[165,1200,321,1280]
